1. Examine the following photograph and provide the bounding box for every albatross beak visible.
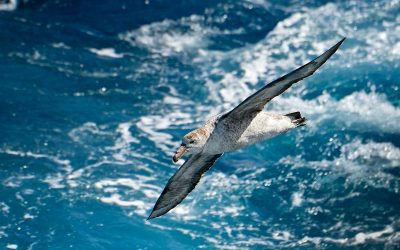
[173,145,188,163]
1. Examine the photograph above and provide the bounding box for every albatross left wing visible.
[148,153,222,220]
[221,38,345,121]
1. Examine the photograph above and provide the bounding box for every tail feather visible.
[285,111,307,127]
[285,112,301,120]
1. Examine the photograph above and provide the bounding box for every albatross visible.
[148,38,345,220]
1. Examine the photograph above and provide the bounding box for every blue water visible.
[1,0,399,249]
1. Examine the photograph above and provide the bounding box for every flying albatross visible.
[148,38,345,220]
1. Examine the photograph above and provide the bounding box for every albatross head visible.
[173,130,207,162]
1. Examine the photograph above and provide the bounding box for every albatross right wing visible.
[148,153,222,220]
[221,38,345,121]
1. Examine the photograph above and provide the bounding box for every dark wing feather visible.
[221,38,345,120]
[148,153,222,219]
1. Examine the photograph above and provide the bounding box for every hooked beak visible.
[173,144,188,163]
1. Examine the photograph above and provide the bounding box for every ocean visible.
[0,0,399,249]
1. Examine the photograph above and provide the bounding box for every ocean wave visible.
[203,1,399,110]
[119,15,218,57]
[272,90,400,134]
[280,139,400,191]
[126,1,398,112]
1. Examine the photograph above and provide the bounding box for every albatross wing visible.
[221,38,345,120]
[148,153,222,220]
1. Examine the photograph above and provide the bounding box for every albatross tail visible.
[285,112,307,127]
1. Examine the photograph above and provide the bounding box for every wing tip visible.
[147,198,177,220]
[334,37,346,50]
[147,212,155,220]
[325,37,346,57]
[147,208,164,220]
[311,37,345,70]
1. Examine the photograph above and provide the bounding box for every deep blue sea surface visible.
[1,0,400,249]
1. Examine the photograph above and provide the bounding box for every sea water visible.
[0,0,399,249]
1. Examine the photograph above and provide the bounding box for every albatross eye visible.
[189,140,195,144]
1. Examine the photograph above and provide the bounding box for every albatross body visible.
[148,38,345,220]
[204,111,303,154]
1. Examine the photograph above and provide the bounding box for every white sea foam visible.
[68,122,112,143]
[271,90,400,134]
[95,177,159,195]
[2,174,35,188]
[197,1,399,114]
[124,3,399,145]
[95,176,161,217]
[70,122,144,176]
[136,109,196,154]
[281,138,400,192]
[2,149,71,168]
[43,172,66,189]
[100,194,147,215]
[51,42,70,49]
[117,122,139,145]
[272,231,291,241]
[106,121,142,162]
[6,244,18,250]
[23,213,35,220]
[118,1,399,154]
[353,226,394,245]
[0,0,17,11]
[119,15,217,57]
[291,192,303,207]
[297,225,396,246]
[136,115,175,153]
[265,1,400,64]
[88,48,123,58]
[340,140,400,167]
[1,149,74,189]
[0,202,10,214]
